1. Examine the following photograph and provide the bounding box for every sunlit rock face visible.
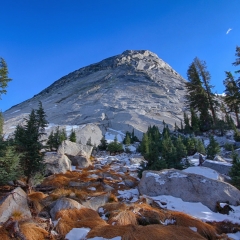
[3,50,186,136]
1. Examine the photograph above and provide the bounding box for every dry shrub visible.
[108,210,138,226]
[208,221,240,234]
[20,222,50,240]
[28,192,47,214]
[169,211,217,240]
[42,175,70,187]
[108,193,118,203]
[55,208,107,236]
[0,226,10,240]
[87,224,206,240]
[11,210,24,221]
[133,203,166,225]
[28,192,47,201]
[102,202,128,214]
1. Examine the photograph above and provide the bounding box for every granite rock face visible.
[138,169,240,212]
[3,50,186,136]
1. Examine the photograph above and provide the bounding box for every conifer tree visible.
[206,136,220,160]
[0,57,12,99]
[190,108,200,134]
[98,136,108,150]
[0,144,22,185]
[47,130,55,151]
[14,107,47,184]
[69,128,77,142]
[223,71,240,128]
[107,136,123,153]
[233,46,240,74]
[229,151,240,189]
[184,112,191,134]
[195,139,206,155]
[0,111,3,136]
[185,58,216,131]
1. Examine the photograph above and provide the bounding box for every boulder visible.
[75,123,103,146]
[138,169,240,212]
[44,152,72,176]
[57,140,93,159]
[81,193,110,211]
[50,197,84,220]
[130,156,145,165]
[0,187,32,223]
[202,160,232,175]
[71,155,91,168]
[213,155,227,162]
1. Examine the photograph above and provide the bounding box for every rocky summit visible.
[3,50,186,136]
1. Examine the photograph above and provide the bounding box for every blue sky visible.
[0,0,239,111]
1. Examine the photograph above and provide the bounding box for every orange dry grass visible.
[11,210,24,221]
[170,211,217,240]
[87,224,206,240]
[20,222,50,240]
[133,203,166,224]
[108,210,138,226]
[102,202,128,214]
[0,226,10,240]
[28,192,47,201]
[55,208,107,236]
[42,175,70,187]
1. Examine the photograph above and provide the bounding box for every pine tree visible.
[98,136,108,150]
[69,128,77,142]
[0,111,3,136]
[233,46,240,74]
[195,139,206,155]
[59,128,67,143]
[0,57,12,99]
[229,151,240,189]
[0,144,22,185]
[47,131,55,151]
[184,112,191,134]
[206,136,220,160]
[193,57,217,123]
[190,108,200,134]
[185,58,216,131]
[123,131,131,145]
[223,71,240,128]
[140,133,149,156]
[14,105,48,184]
[36,101,48,132]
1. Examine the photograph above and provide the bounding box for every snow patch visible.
[183,166,219,180]
[65,227,90,240]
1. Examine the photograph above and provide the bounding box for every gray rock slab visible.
[57,140,93,159]
[44,152,72,176]
[50,197,84,220]
[202,160,232,175]
[138,169,240,212]
[0,187,32,223]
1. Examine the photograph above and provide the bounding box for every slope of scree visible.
[3,50,187,136]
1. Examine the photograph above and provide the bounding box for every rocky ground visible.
[0,148,240,240]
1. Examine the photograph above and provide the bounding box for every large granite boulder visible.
[202,160,232,175]
[0,187,32,223]
[138,169,240,212]
[57,140,93,159]
[44,152,72,176]
[75,123,103,147]
[50,197,84,220]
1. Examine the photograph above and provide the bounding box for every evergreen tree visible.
[139,133,149,156]
[233,46,240,74]
[69,128,77,142]
[174,136,187,168]
[59,128,67,143]
[14,105,48,184]
[98,136,108,150]
[223,71,240,128]
[195,139,206,155]
[229,151,240,189]
[183,112,191,134]
[185,58,216,131]
[206,136,220,160]
[0,144,22,185]
[194,57,217,123]
[0,57,12,99]
[47,130,55,151]
[107,136,123,153]
[190,108,200,134]
[86,137,92,146]
[0,111,3,136]
[123,131,131,145]
[36,101,48,132]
